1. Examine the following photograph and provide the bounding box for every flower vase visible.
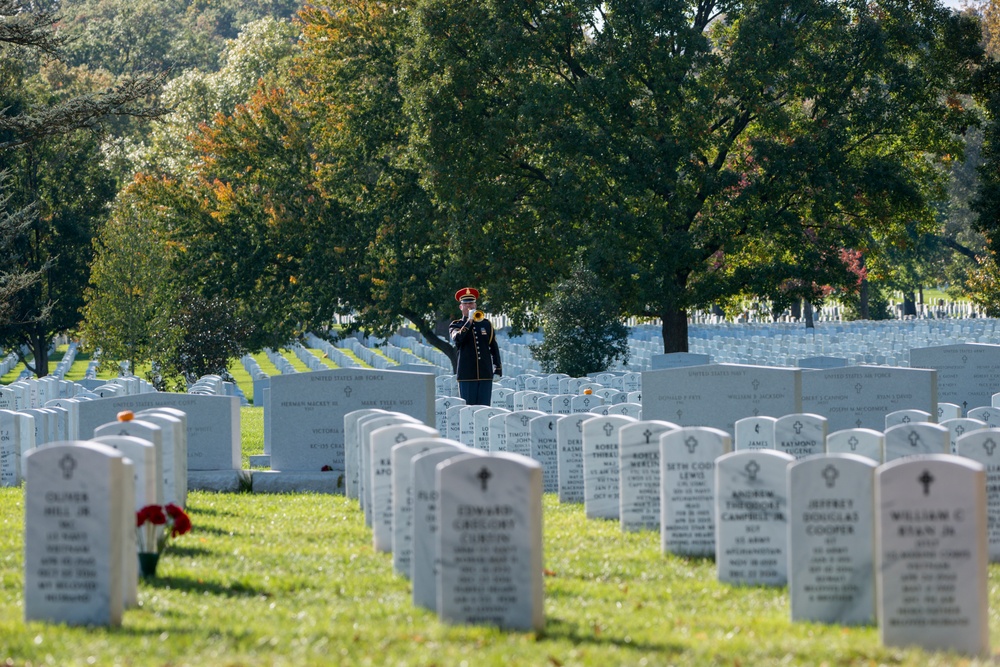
[138,552,160,579]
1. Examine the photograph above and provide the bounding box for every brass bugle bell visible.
[473,310,486,322]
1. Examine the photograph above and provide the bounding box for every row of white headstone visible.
[22,406,190,626]
[343,409,545,632]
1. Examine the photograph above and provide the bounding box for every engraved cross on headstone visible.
[848,435,859,451]
[59,454,76,480]
[854,383,863,394]
[643,429,653,444]
[603,422,614,437]
[985,438,997,456]
[477,467,492,492]
[822,464,839,488]
[908,431,921,448]
[344,386,353,398]
[684,436,698,454]
[793,421,803,435]
[902,415,911,424]
[395,433,408,443]
[752,379,760,391]
[745,460,760,481]
[520,415,530,427]
[918,469,934,495]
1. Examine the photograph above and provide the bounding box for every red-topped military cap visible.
[455,287,479,303]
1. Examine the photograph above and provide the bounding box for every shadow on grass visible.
[187,524,239,537]
[539,617,687,654]
[140,575,265,597]
[164,544,214,558]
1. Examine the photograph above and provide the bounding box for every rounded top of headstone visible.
[117,410,134,422]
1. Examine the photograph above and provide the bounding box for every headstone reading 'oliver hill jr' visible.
[24,442,127,627]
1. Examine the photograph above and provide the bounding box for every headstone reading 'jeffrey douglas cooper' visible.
[875,455,989,656]
[437,452,544,631]
[715,449,795,586]
[24,442,126,626]
[788,454,877,625]
[660,427,731,557]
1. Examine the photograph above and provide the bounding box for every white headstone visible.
[660,426,730,557]
[24,442,127,626]
[582,415,636,520]
[826,428,883,463]
[875,455,989,656]
[884,422,949,462]
[437,452,544,631]
[715,449,795,586]
[788,454,877,625]
[734,416,776,451]
[618,420,678,532]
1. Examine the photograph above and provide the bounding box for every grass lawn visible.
[0,409,997,665]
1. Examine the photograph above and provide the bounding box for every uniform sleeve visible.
[449,319,470,346]
[489,323,502,374]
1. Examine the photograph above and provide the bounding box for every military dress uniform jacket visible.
[449,317,502,381]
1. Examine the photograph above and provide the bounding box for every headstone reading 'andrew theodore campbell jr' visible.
[660,427,731,557]
[788,454,877,625]
[582,415,637,520]
[910,343,1000,414]
[801,367,937,432]
[24,442,126,626]
[642,364,801,434]
[876,455,989,656]
[715,449,795,586]
[956,428,1000,561]
[618,420,678,532]
[437,452,544,632]
[826,428,884,463]
[269,368,434,476]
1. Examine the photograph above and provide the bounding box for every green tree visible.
[530,265,629,376]
[0,3,166,375]
[400,0,984,351]
[81,182,177,378]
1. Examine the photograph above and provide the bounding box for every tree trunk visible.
[790,300,801,319]
[803,301,814,329]
[660,307,689,353]
[902,292,917,317]
[404,311,457,371]
[859,277,870,320]
[29,330,48,378]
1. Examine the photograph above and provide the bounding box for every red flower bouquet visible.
[137,503,192,554]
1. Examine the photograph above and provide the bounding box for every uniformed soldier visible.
[449,287,502,406]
